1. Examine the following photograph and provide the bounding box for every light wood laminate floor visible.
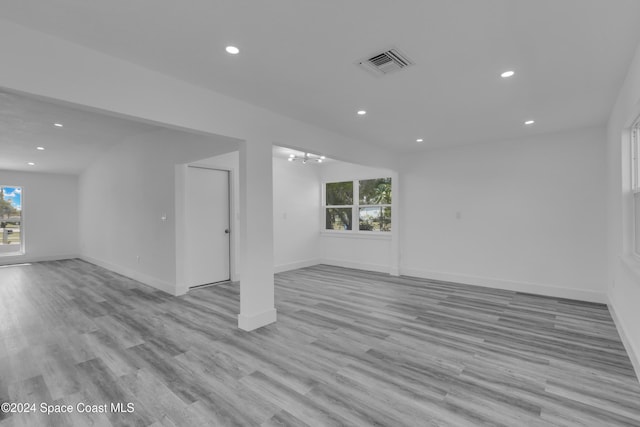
[0,259,639,426]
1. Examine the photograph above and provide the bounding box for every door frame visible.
[175,160,238,296]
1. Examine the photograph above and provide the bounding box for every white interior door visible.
[186,166,230,287]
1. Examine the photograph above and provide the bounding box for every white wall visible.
[79,127,237,294]
[319,161,396,273]
[0,170,78,264]
[399,127,608,302]
[606,39,640,376]
[272,157,321,272]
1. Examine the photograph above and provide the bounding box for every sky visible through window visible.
[2,187,21,210]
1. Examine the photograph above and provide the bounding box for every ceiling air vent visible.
[357,48,414,76]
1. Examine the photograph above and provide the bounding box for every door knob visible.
[224,229,230,234]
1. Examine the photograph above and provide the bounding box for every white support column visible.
[390,170,401,276]
[237,139,277,331]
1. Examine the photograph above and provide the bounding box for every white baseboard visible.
[0,253,79,266]
[321,258,392,274]
[608,299,640,382]
[79,255,176,295]
[274,259,321,273]
[400,267,608,304]
[238,308,277,331]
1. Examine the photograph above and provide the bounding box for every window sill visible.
[320,231,392,240]
[0,249,25,257]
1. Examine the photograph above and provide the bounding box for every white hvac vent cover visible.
[358,48,414,76]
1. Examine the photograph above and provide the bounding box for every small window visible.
[0,185,23,255]
[324,178,392,233]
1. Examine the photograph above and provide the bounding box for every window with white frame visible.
[324,178,391,232]
[0,185,23,255]
[633,119,640,255]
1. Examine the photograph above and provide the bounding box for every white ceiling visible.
[0,90,161,174]
[1,0,640,153]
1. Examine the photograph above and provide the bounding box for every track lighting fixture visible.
[288,152,324,164]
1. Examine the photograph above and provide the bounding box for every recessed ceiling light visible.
[27,162,35,166]
[501,70,515,78]
[317,159,323,163]
[357,110,367,116]
[320,156,325,160]
[36,146,45,151]
[287,158,294,162]
[225,46,239,55]
[416,138,424,143]
[53,123,63,127]
[524,120,535,125]
[289,154,295,158]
